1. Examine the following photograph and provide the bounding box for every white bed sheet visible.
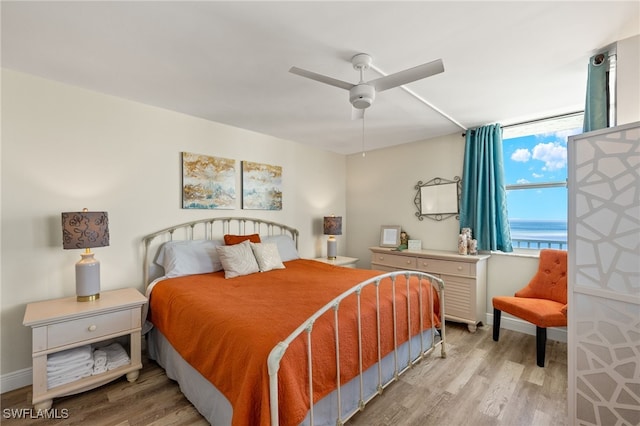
[147,325,439,425]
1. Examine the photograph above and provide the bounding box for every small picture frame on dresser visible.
[380,225,401,247]
[408,239,422,251]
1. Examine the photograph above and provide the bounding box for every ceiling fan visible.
[289,53,444,119]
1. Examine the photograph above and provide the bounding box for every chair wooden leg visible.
[493,308,501,341]
[536,327,547,367]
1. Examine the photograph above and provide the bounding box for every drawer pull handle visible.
[88,325,97,332]
[457,266,463,271]
[406,260,412,264]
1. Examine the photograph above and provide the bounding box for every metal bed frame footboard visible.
[268,270,446,426]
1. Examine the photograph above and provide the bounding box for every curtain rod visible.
[462,110,584,137]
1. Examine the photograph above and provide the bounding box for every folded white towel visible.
[47,344,92,367]
[47,359,94,375]
[92,365,107,375]
[100,342,131,370]
[92,349,108,375]
[48,363,94,388]
[93,349,107,368]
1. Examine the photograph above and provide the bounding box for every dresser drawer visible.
[371,252,417,269]
[415,258,474,277]
[46,310,133,350]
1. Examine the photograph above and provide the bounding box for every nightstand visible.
[23,287,147,409]
[314,256,359,268]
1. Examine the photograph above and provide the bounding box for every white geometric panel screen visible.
[574,294,639,425]
[568,122,640,426]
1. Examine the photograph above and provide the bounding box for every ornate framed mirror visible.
[414,176,461,221]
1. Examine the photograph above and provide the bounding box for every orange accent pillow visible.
[224,233,261,245]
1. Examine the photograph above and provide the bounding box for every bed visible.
[142,217,446,425]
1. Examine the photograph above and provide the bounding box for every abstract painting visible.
[241,161,282,210]
[182,152,236,209]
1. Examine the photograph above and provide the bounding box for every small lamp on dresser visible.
[61,208,109,301]
[323,215,342,260]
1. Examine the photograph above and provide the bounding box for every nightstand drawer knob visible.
[88,325,97,332]
[406,260,412,264]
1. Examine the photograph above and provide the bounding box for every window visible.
[502,113,583,250]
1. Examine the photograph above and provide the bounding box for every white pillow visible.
[260,235,300,262]
[155,239,224,278]
[250,242,285,272]
[216,240,260,279]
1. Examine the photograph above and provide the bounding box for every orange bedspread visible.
[149,259,440,426]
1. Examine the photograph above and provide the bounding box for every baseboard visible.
[0,367,31,394]
[485,312,567,343]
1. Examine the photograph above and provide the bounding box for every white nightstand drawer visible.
[46,310,132,350]
[416,258,474,277]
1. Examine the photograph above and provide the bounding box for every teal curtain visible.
[583,52,609,132]
[459,124,513,252]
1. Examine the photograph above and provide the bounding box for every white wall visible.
[0,69,346,382]
[346,132,466,265]
[616,35,640,126]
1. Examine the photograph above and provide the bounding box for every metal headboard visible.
[142,217,299,287]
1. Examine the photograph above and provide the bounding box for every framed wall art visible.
[182,152,236,209]
[241,161,282,210]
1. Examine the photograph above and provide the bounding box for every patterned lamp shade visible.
[62,211,109,249]
[323,216,342,236]
[61,209,109,302]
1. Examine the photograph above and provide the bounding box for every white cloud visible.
[511,148,531,162]
[540,128,582,142]
[532,172,544,178]
[532,142,567,171]
[517,178,530,184]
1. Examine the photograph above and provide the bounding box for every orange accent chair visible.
[492,249,567,367]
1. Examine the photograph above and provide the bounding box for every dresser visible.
[370,247,490,332]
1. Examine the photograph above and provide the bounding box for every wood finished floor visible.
[1,322,567,425]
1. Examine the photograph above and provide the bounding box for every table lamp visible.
[61,209,109,301]
[323,216,342,260]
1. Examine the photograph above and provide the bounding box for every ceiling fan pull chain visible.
[362,111,366,157]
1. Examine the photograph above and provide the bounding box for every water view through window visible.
[502,114,583,250]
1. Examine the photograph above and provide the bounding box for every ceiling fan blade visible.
[351,107,364,120]
[370,59,444,92]
[289,67,355,91]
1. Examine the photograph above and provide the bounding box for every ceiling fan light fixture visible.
[290,53,444,116]
[349,84,375,109]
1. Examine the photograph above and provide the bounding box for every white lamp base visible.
[327,236,337,260]
[76,252,101,302]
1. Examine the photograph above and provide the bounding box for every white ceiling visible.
[2,1,638,155]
